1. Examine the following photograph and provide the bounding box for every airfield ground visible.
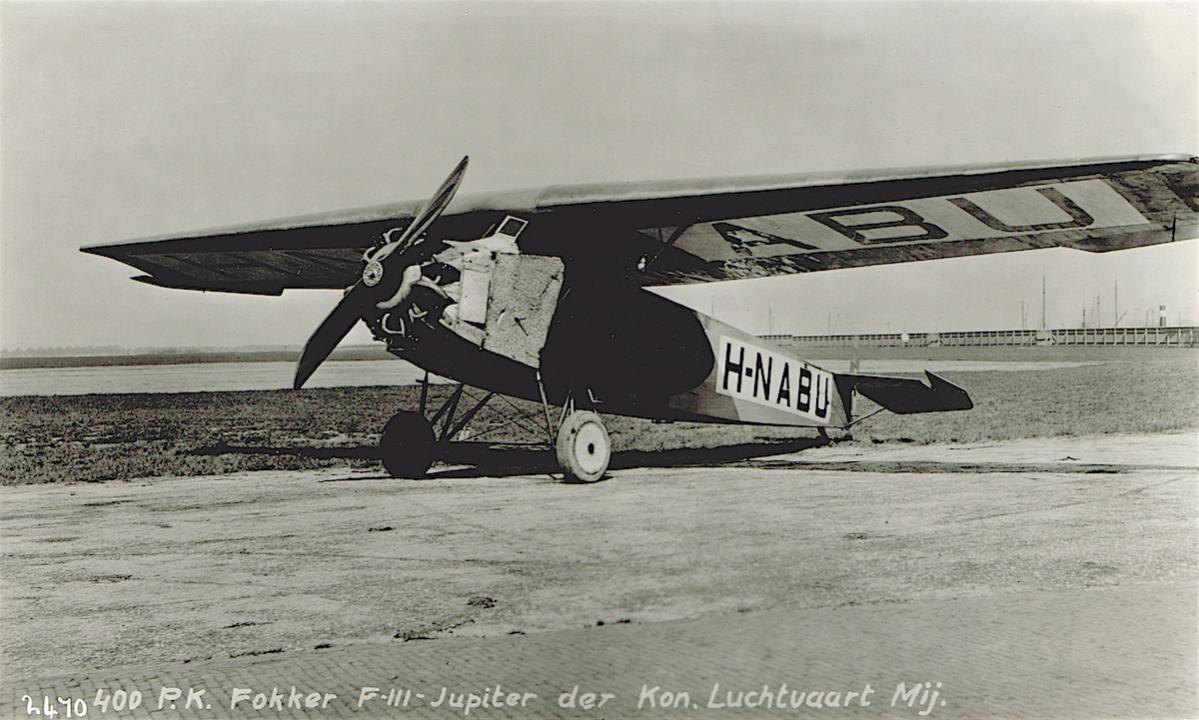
[1,347,1196,718]
[2,433,1196,717]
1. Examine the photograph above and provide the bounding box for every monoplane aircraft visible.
[85,154,1198,481]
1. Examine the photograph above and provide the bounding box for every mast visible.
[1041,274,1047,330]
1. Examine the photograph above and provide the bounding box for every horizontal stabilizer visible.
[836,371,973,415]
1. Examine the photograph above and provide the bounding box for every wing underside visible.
[83,155,1198,293]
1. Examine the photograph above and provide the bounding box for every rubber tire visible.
[379,411,435,478]
[555,410,610,483]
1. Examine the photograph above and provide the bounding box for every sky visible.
[1,0,1196,350]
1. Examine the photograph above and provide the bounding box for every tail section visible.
[673,308,974,429]
[835,371,973,418]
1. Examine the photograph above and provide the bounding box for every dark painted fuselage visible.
[390,280,846,428]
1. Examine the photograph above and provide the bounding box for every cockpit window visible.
[496,216,528,239]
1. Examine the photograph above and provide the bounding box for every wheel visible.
[379,411,435,478]
[555,410,610,483]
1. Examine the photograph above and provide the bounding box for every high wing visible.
[83,154,1198,293]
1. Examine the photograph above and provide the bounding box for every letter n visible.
[753,353,773,400]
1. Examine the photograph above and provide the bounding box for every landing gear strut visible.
[379,378,499,479]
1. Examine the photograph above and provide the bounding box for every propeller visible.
[293,156,469,390]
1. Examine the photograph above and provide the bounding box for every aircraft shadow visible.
[193,438,829,480]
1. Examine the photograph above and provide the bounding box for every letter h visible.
[723,342,745,393]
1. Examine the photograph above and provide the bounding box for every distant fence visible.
[761,326,1198,348]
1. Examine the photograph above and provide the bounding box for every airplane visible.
[84,154,1198,482]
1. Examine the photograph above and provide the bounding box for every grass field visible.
[2,348,1195,485]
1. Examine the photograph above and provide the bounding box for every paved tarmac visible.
[3,432,1196,719]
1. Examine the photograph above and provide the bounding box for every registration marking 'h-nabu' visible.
[719,337,833,421]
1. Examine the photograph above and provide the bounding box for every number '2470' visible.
[22,695,86,718]
[22,688,144,716]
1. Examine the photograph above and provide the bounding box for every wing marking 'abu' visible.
[632,158,1195,284]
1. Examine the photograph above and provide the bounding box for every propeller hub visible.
[362,259,385,287]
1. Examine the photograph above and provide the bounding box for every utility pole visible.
[1114,278,1119,327]
[1041,274,1047,331]
[1021,300,1026,331]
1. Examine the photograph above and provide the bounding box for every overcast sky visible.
[2,1,1196,350]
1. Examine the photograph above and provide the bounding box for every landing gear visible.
[377,378,611,483]
[555,410,611,483]
[379,381,497,479]
[379,411,435,478]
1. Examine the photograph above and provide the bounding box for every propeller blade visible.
[375,156,469,262]
[293,284,370,390]
[293,156,471,390]
[398,154,469,250]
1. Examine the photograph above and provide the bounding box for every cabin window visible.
[496,215,528,239]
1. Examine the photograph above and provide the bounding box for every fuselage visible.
[386,279,847,428]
